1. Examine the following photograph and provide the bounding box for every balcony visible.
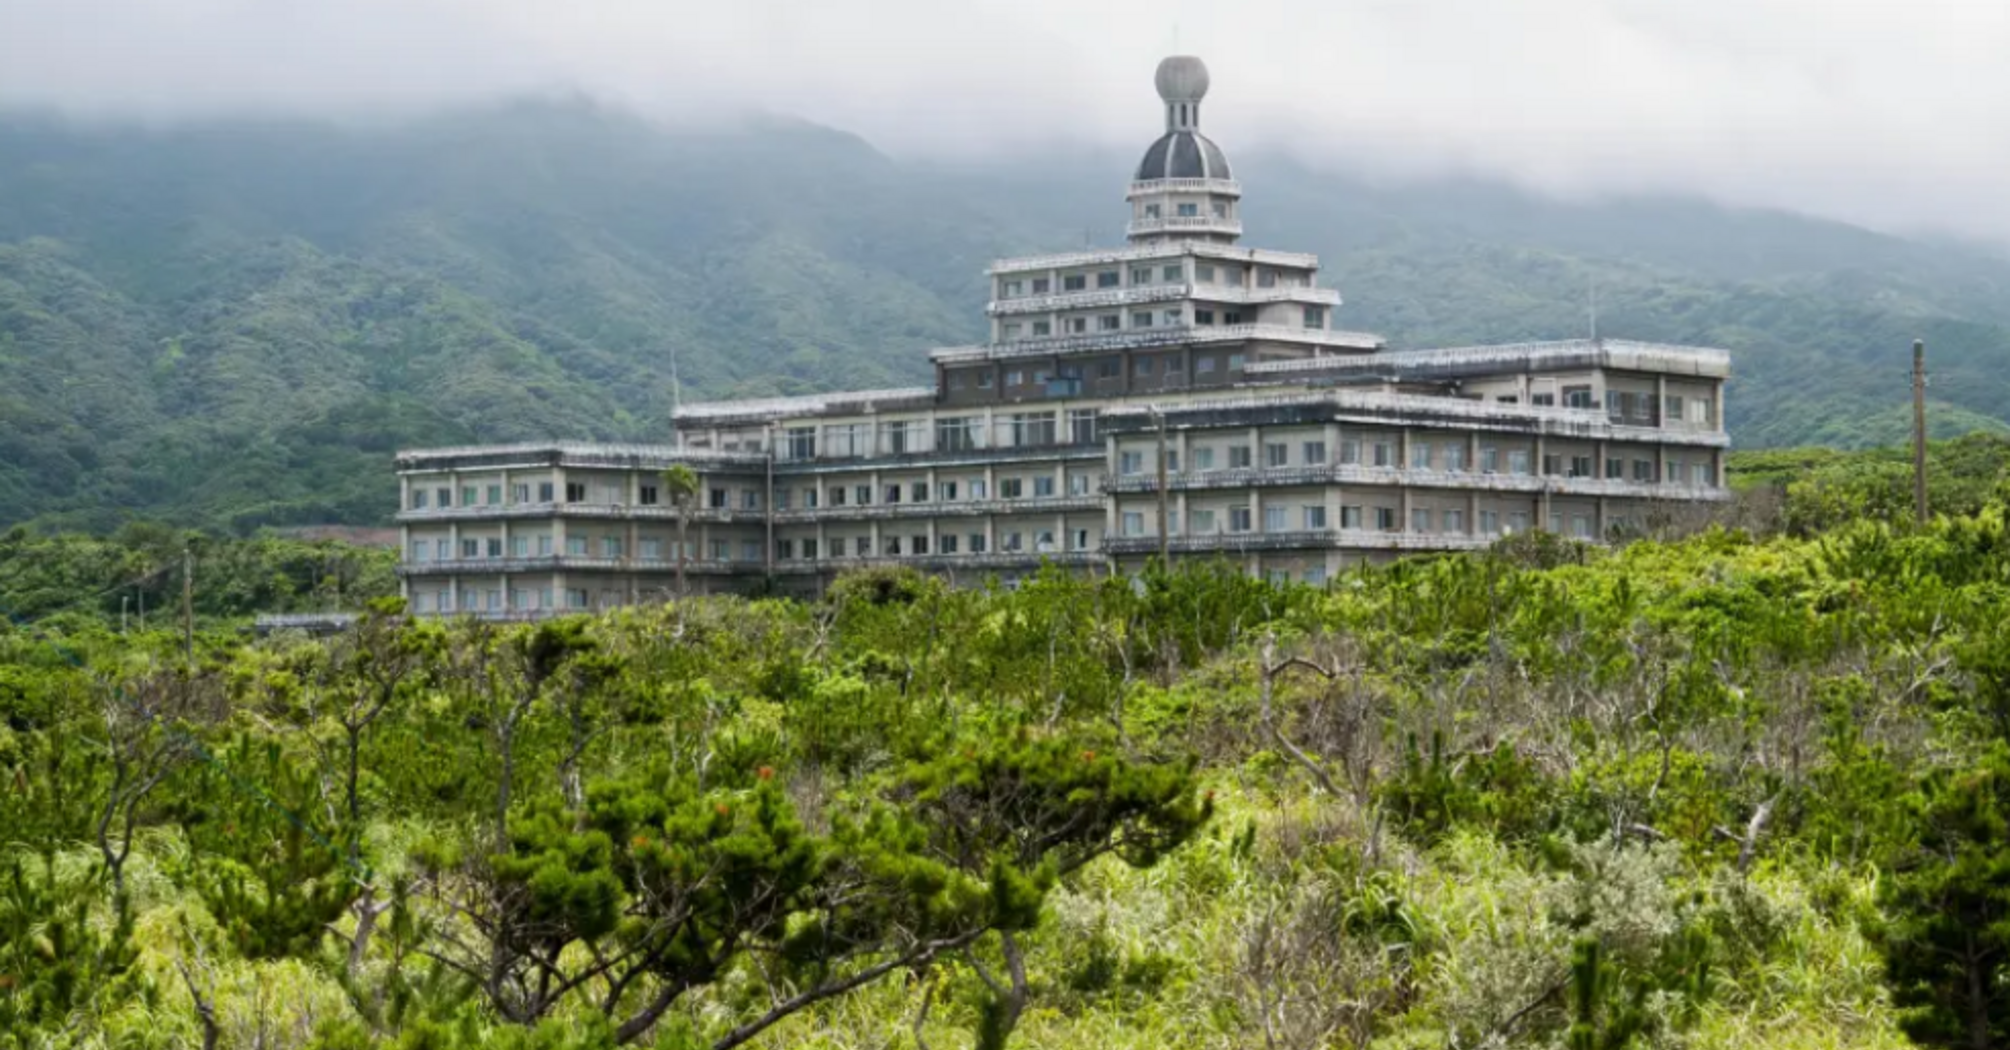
[397,555,742,577]
[987,243,1320,277]
[1103,466,1730,501]
[1126,215,1244,239]
[931,323,1384,364]
[772,495,1103,524]
[1126,177,1243,198]
[772,550,1102,576]
[988,283,1191,317]
[396,502,755,525]
[1102,529,1495,557]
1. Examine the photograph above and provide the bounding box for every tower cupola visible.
[1127,56,1243,245]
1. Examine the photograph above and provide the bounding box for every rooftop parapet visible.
[674,386,937,426]
[930,323,1384,364]
[396,442,765,473]
[987,242,1320,276]
[1247,339,1732,381]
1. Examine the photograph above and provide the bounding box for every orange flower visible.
[715,804,731,817]
[632,835,651,849]
[757,766,775,781]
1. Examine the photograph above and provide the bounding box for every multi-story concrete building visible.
[394,56,1731,616]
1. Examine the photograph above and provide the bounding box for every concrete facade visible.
[394,57,1733,616]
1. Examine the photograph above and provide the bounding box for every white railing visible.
[1127,177,1242,197]
[987,242,1321,276]
[1104,466,1729,501]
[931,323,1384,364]
[397,442,763,471]
[676,386,935,423]
[986,283,1344,318]
[1126,217,1244,238]
[397,503,754,524]
[1103,529,1496,556]
[1247,339,1731,379]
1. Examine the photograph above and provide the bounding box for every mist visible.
[5,0,2009,242]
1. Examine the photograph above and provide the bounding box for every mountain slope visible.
[2,100,2008,531]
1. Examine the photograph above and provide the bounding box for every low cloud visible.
[4,0,2008,241]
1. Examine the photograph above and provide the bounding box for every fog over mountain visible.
[6,0,2010,243]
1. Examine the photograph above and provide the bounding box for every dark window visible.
[639,485,659,506]
[565,483,586,503]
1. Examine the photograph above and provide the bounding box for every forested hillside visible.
[12,483,2010,1047]
[4,99,2010,533]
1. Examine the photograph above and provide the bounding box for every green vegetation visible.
[11,474,2010,1047]
[5,104,2010,532]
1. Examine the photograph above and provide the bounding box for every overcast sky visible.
[5,0,2009,242]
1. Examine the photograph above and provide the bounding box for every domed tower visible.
[1128,56,1242,245]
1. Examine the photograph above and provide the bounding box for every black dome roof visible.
[1135,130,1232,182]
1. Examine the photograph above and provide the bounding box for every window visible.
[1000,323,1022,341]
[1223,311,1244,325]
[708,487,727,509]
[1543,454,1564,476]
[855,537,871,557]
[1069,473,1091,496]
[1303,566,1328,585]
[800,538,818,559]
[1573,515,1593,539]
[1098,314,1121,331]
[999,477,1024,499]
[1229,507,1253,533]
[1341,506,1363,529]
[602,536,623,557]
[941,481,960,501]
[1509,512,1531,533]
[1177,202,1199,217]
[507,483,528,505]
[1166,450,1180,472]
[1480,510,1501,534]
[1666,395,1685,422]
[1444,444,1466,472]
[785,426,817,459]
[855,484,872,505]
[1030,322,1051,337]
[1564,385,1595,409]
[641,538,662,560]
[884,484,902,504]
[1194,447,1216,470]
[829,485,847,506]
[1213,201,1229,218]
[1445,509,1466,533]
[1131,266,1152,285]
[537,535,552,556]
[1097,271,1120,288]
[435,487,452,507]
[510,536,528,558]
[1302,306,1325,329]
[1228,446,1252,469]
[1067,408,1098,445]
[1000,279,1023,298]
[411,489,428,510]
[1144,203,1161,218]
[1263,506,1286,532]
[1481,446,1503,473]
[1063,274,1086,291]
[884,537,902,556]
[970,478,988,500]
[632,484,655,507]
[1605,457,1625,479]
[1412,508,1432,533]
[486,484,503,505]
[1033,475,1055,497]
[1265,443,1288,467]
[1034,530,1055,552]
[1372,442,1394,468]
[1340,440,1361,466]
[1005,370,1023,387]
[1548,511,1564,534]
[411,541,430,562]
[435,538,450,560]
[1257,269,1277,289]
[1008,411,1056,446]
[1162,309,1182,327]
[566,536,587,556]
[1509,450,1531,475]
[1132,311,1154,328]
[1571,455,1595,478]
[1375,507,1398,532]
[1304,505,1328,529]
[1072,528,1091,550]
[1693,461,1712,486]
[775,539,794,560]
[743,490,761,510]
[460,538,479,559]
[775,488,791,511]
[1196,263,1216,282]
[912,481,929,502]
[1227,353,1245,370]
[970,533,988,554]
[977,370,995,389]
[1196,356,1217,374]
[936,416,979,452]
[1119,451,1144,476]
[528,481,548,503]
[1163,264,1182,282]
[462,486,478,507]
[1031,277,1050,293]
[1531,392,1556,407]
[1190,509,1216,533]
[940,534,958,554]
[1666,458,1685,485]
[913,535,930,555]
[1633,459,1657,482]
[1067,317,1087,334]
[1135,355,1154,375]
[1498,395,1519,405]
[1003,532,1024,552]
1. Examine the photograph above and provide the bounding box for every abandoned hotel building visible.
[394,56,1732,615]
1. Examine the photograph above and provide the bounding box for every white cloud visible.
[4,0,2008,240]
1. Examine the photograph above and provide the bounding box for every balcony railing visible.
[772,495,1103,524]
[396,502,754,525]
[931,323,1384,364]
[1126,216,1244,238]
[1127,177,1242,198]
[772,550,1102,575]
[986,283,1343,318]
[1102,529,1496,557]
[987,243,1320,276]
[1103,466,1729,501]
[398,555,743,577]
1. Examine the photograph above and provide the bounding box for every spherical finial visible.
[1154,55,1210,103]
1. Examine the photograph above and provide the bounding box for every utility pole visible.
[1154,407,1171,567]
[181,546,194,666]
[1913,339,1929,526]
